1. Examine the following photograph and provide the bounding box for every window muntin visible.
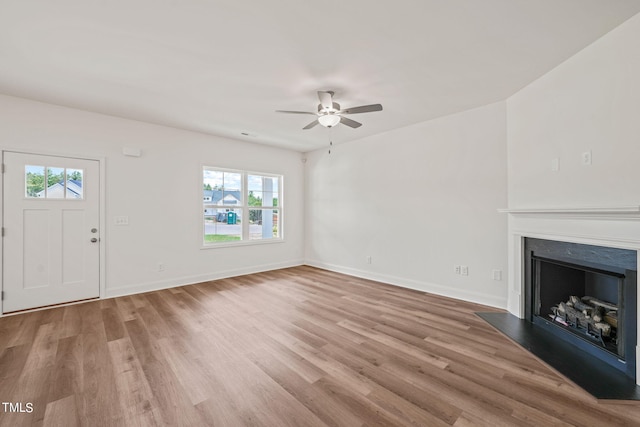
[25,165,84,199]
[203,167,282,245]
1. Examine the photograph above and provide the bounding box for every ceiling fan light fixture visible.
[318,114,341,127]
[319,102,340,114]
[277,91,380,130]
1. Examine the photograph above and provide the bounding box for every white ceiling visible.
[1,1,639,152]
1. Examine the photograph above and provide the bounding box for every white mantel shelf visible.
[498,206,640,218]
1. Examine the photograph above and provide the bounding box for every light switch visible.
[114,216,129,226]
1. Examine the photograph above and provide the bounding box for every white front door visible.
[2,151,100,313]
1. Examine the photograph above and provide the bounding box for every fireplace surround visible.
[525,237,637,378]
[492,205,640,398]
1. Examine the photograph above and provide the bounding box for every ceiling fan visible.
[276,91,383,130]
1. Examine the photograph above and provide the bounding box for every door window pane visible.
[66,169,83,199]
[25,165,45,198]
[24,165,84,199]
[46,167,65,199]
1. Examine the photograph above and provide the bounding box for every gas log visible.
[568,295,594,315]
[582,296,618,312]
[605,311,618,328]
[552,296,616,338]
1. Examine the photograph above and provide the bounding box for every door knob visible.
[90,238,98,243]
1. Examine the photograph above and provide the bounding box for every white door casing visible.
[2,151,100,313]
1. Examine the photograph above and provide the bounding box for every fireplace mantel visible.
[502,206,640,385]
[498,205,640,220]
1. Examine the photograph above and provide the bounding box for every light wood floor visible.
[2,266,640,426]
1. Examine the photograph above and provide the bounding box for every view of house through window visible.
[25,165,84,199]
[203,167,282,245]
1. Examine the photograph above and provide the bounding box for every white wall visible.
[0,94,305,299]
[507,13,640,208]
[304,102,508,308]
[505,13,640,316]
[7,11,636,312]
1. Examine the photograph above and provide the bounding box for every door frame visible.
[0,148,106,316]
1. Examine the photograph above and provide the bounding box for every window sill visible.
[200,238,285,250]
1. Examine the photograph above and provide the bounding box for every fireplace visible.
[492,206,640,397]
[525,238,638,378]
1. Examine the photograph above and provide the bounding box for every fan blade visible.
[340,104,383,115]
[318,91,333,110]
[276,110,317,115]
[339,116,362,128]
[303,120,319,130]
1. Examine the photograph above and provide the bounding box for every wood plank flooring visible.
[2,265,640,426]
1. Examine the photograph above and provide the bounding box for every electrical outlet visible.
[492,269,502,281]
[366,256,372,264]
[461,266,469,276]
[157,262,165,272]
[551,157,559,172]
[582,150,592,166]
[454,265,461,275]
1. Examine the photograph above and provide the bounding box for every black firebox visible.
[524,238,637,379]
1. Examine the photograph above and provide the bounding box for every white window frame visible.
[201,166,283,248]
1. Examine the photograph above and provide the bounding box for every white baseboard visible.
[105,259,305,299]
[304,259,507,309]
[3,258,505,317]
